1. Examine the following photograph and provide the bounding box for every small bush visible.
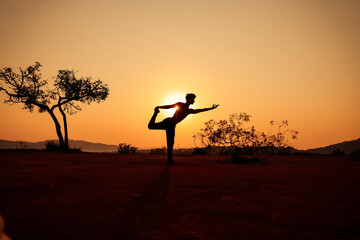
[45,141,59,151]
[118,143,137,154]
[331,148,345,156]
[18,141,29,149]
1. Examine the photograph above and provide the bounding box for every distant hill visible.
[304,138,360,155]
[1,138,360,154]
[0,139,118,153]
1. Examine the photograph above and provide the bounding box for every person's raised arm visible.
[190,104,219,114]
[157,102,179,109]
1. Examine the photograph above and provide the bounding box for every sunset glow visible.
[0,0,359,150]
[162,93,183,116]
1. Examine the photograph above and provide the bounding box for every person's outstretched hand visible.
[212,104,219,109]
[154,106,160,113]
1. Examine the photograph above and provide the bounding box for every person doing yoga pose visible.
[148,93,219,164]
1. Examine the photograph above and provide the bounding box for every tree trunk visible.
[58,105,69,150]
[47,109,65,149]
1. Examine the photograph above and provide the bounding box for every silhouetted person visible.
[148,93,219,164]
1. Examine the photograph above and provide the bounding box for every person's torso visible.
[170,102,190,124]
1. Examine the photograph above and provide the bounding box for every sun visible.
[162,93,184,116]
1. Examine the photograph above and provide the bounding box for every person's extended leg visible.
[166,126,175,164]
[148,108,164,130]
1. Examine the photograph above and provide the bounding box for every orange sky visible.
[0,0,359,150]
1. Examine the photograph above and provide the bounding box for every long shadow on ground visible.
[115,165,172,239]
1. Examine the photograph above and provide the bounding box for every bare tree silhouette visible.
[0,62,109,150]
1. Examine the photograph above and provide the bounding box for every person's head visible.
[185,93,196,104]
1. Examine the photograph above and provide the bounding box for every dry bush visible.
[45,141,59,151]
[117,143,137,154]
[331,148,345,156]
[194,113,298,155]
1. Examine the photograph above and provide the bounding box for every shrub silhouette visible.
[194,113,298,155]
[18,141,29,150]
[45,141,60,151]
[117,143,137,154]
[331,148,345,156]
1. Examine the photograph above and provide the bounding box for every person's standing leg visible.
[166,125,175,164]
[148,108,174,163]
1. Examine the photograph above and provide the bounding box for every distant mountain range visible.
[302,138,360,155]
[0,138,359,154]
[0,139,118,153]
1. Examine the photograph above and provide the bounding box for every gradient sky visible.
[0,0,359,150]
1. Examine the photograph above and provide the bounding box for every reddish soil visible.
[0,151,359,240]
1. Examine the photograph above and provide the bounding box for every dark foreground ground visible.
[0,152,359,240]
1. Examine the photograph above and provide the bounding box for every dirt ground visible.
[0,151,359,240]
